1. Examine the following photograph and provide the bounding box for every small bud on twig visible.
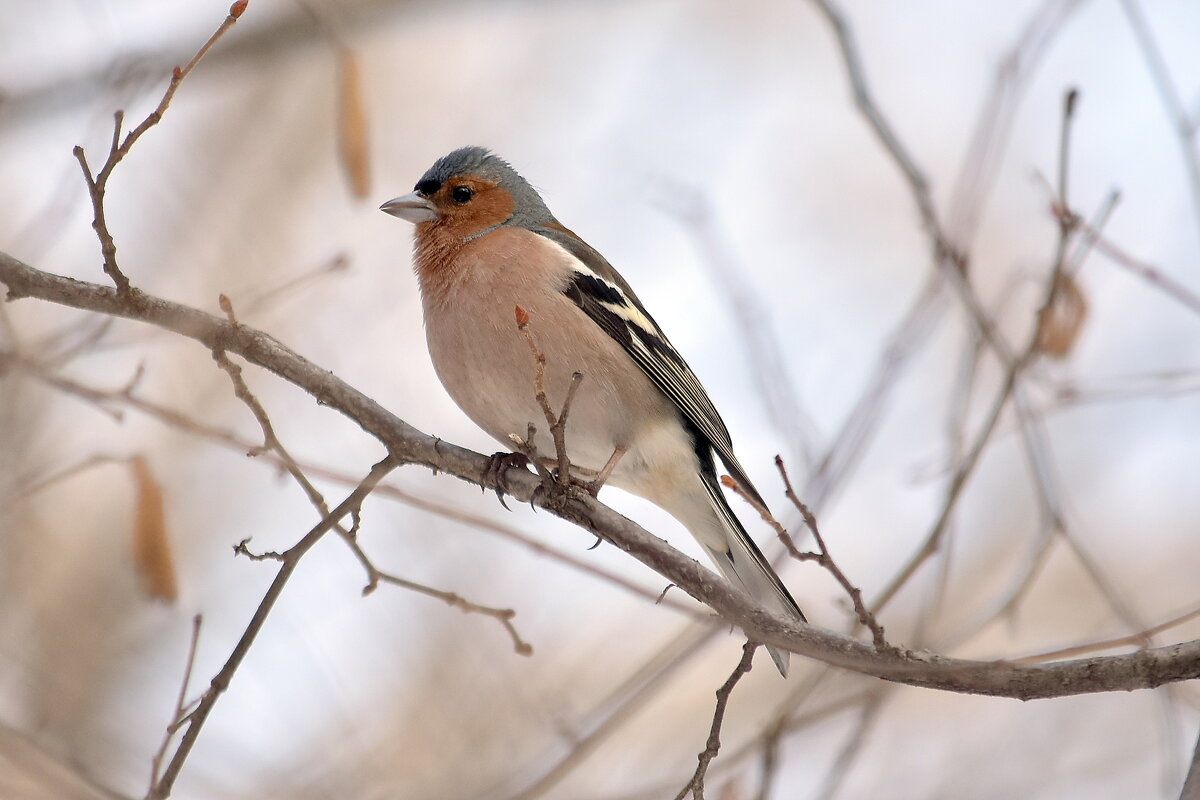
[218,293,239,326]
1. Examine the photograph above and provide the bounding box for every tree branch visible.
[72,1,247,293]
[146,455,398,799]
[673,640,759,800]
[5,250,1200,700]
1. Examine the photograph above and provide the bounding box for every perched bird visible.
[381,147,805,675]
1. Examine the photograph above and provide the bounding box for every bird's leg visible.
[580,445,627,497]
[482,450,531,510]
[505,426,560,512]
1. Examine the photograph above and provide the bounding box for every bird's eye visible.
[451,185,474,203]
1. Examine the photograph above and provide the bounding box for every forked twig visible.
[871,87,1083,617]
[146,614,203,797]
[721,462,889,651]
[514,305,584,487]
[147,455,398,800]
[72,1,248,293]
[210,322,531,656]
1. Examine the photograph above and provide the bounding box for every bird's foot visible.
[482,451,531,510]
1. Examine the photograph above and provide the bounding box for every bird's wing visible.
[532,221,768,509]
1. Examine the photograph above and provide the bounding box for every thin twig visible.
[755,726,781,800]
[72,1,248,292]
[721,467,889,651]
[372,568,532,656]
[3,354,703,619]
[210,339,533,655]
[800,2,1091,514]
[212,349,285,459]
[1088,226,1200,317]
[672,640,759,800]
[145,614,203,798]
[514,305,583,487]
[147,455,397,800]
[337,519,531,655]
[1016,602,1200,663]
[871,88,1083,616]
[501,626,723,800]
[779,459,890,651]
[6,452,127,500]
[1118,0,1200,248]
[613,687,881,800]
[241,252,350,314]
[806,0,939,237]
[807,0,1023,371]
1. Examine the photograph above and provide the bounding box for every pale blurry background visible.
[1,1,1199,798]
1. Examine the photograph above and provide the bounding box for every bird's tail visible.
[698,471,806,677]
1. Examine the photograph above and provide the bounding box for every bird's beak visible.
[380,192,437,223]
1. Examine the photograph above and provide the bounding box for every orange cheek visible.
[440,184,516,238]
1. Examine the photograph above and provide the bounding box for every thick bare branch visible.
[4,251,1200,700]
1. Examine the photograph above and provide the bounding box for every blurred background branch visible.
[1,0,1199,799]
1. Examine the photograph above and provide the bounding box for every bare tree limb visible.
[4,251,1200,700]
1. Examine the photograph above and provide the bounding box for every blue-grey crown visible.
[414,146,553,227]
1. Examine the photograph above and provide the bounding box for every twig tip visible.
[218,293,238,326]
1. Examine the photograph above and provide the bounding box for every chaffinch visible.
[381,147,805,675]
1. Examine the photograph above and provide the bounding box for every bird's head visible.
[380,146,551,241]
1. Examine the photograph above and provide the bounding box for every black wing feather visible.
[537,223,767,509]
